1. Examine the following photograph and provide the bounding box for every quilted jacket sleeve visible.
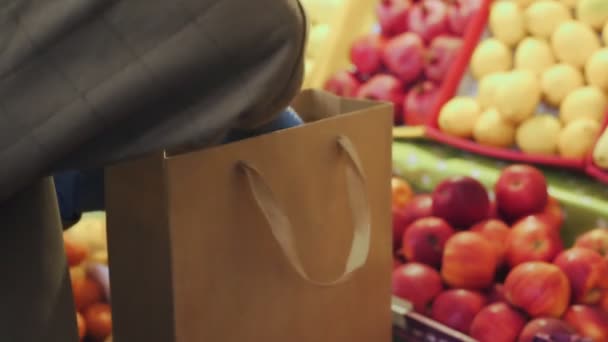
[0,0,306,202]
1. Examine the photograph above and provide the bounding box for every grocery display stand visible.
[420,0,608,182]
[391,139,607,342]
[424,2,586,170]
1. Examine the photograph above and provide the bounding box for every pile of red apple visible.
[392,165,608,342]
[324,0,481,126]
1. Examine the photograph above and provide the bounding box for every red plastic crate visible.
[424,0,587,170]
[586,114,608,184]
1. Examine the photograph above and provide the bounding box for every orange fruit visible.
[84,303,112,340]
[64,237,89,267]
[70,266,85,280]
[76,312,86,339]
[391,177,414,209]
[71,275,103,311]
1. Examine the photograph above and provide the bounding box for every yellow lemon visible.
[551,21,601,68]
[495,70,541,124]
[478,72,508,110]
[585,49,608,94]
[515,37,556,76]
[490,2,527,47]
[558,118,601,158]
[439,97,481,138]
[576,0,608,31]
[473,108,517,148]
[525,0,572,39]
[470,39,513,80]
[516,115,562,155]
[560,86,608,124]
[541,64,584,106]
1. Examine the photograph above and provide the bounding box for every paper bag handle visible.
[238,135,371,287]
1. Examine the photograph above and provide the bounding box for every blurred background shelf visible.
[301,0,377,88]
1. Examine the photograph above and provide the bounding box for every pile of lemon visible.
[439,0,608,159]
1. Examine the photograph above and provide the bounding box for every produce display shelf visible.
[422,0,608,181]
[392,140,608,341]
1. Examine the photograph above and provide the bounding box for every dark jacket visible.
[0,0,306,203]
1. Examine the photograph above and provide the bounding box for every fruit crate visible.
[392,297,476,342]
[321,0,494,127]
[586,114,608,184]
[392,140,608,342]
[424,0,608,176]
[391,297,592,342]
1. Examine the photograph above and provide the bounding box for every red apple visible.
[382,32,425,83]
[554,248,608,305]
[376,0,412,37]
[408,0,450,43]
[495,165,549,222]
[488,199,499,219]
[424,35,463,83]
[447,0,482,35]
[393,257,403,270]
[575,228,608,258]
[470,302,527,342]
[393,207,409,251]
[323,70,361,98]
[392,263,443,314]
[350,34,385,74]
[505,215,563,268]
[564,305,608,342]
[403,81,440,126]
[471,219,510,265]
[504,262,571,318]
[402,217,455,268]
[442,232,497,290]
[356,74,404,122]
[431,289,486,334]
[432,176,490,228]
[537,196,565,231]
[600,290,608,312]
[518,318,576,342]
[401,194,434,228]
[522,213,562,236]
[486,283,507,304]
[395,249,406,261]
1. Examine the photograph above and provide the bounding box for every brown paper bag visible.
[105,90,393,342]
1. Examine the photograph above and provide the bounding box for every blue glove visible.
[54,108,304,225]
[223,107,303,143]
